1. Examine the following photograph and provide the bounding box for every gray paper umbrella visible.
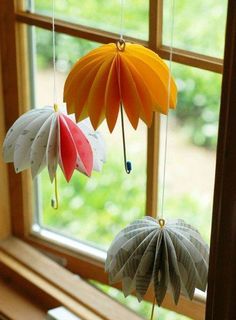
[105,216,209,306]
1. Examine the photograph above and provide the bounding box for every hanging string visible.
[119,0,125,40]
[150,1,175,317]
[159,0,175,219]
[118,0,132,174]
[51,0,59,209]
[52,0,57,106]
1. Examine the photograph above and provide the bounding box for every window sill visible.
[0,236,144,320]
[0,276,46,320]
[25,226,206,320]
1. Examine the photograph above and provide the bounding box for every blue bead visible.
[126,161,132,173]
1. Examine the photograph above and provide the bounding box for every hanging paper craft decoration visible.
[3,106,105,183]
[105,216,209,306]
[64,41,177,132]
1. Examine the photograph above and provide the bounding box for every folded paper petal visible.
[58,115,78,182]
[46,116,58,182]
[30,114,54,178]
[3,107,53,163]
[78,119,106,172]
[62,115,93,177]
[64,43,178,132]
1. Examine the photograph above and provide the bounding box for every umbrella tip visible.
[51,198,58,209]
[125,161,132,174]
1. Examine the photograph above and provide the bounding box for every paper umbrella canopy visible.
[3,106,105,182]
[105,216,209,306]
[64,42,178,132]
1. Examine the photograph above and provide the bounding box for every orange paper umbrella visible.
[64,41,177,133]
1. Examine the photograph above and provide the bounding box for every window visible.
[0,0,231,319]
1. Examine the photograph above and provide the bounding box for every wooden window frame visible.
[1,0,234,319]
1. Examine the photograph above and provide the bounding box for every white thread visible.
[52,0,57,105]
[119,0,125,40]
[160,0,175,218]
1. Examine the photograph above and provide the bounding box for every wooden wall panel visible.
[0,49,11,240]
[206,0,236,318]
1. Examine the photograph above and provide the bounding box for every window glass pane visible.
[31,0,149,40]
[158,62,222,244]
[93,282,191,320]
[163,0,227,58]
[31,28,147,250]
[33,29,98,104]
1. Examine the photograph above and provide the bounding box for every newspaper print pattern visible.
[105,216,209,306]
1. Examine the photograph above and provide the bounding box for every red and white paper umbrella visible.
[3,106,105,182]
